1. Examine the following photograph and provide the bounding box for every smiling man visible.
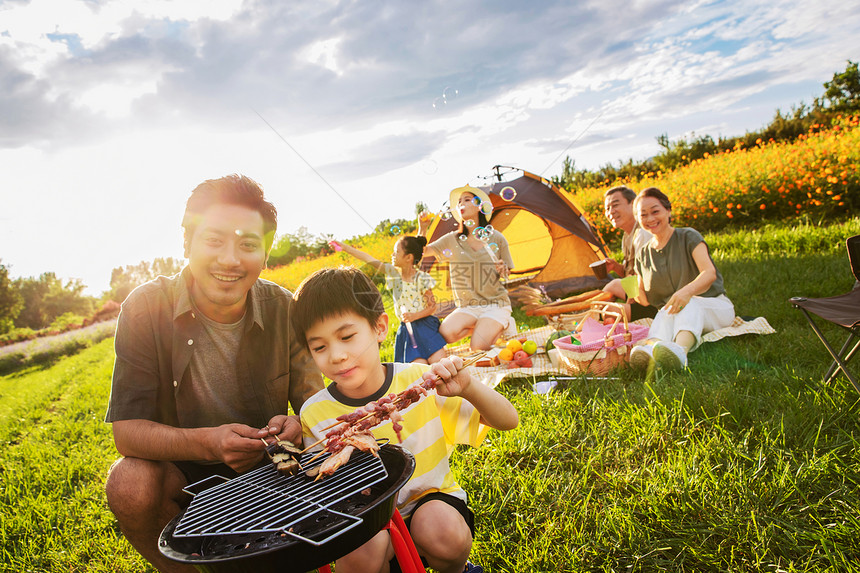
[600,185,657,321]
[104,174,322,573]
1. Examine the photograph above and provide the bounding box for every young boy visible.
[291,267,519,573]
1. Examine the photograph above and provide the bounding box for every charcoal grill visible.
[159,444,415,573]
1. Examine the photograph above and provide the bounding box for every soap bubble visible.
[442,249,453,258]
[485,225,495,234]
[390,225,401,235]
[464,219,475,227]
[442,86,459,102]
[422,159,438,175]
[457,234,468,242]
[474,227,491,242]
[432,97,446,110]
[489,242,500,253]
[440,210,453,221]
[480,201,493,216]
[500,186,517,201]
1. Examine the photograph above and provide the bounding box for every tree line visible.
[0,257,183,336]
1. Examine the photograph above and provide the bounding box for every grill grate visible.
[172,446,388,545]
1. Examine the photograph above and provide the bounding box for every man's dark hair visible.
[182,174,278,253]
[604,185,636,204]
[291,266,386,348]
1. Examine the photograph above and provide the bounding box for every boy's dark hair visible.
[291,266,386,347]
[400,236,428,267]
[182,174,278,253]
[604,185,636,203]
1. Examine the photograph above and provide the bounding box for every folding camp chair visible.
[790,235,860,394]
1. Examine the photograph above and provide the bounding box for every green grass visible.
[0,340,146,571]
[2,219,860,572]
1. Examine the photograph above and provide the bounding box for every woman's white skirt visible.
[648,294,735,351]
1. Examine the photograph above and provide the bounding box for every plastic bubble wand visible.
[401,305,418,349]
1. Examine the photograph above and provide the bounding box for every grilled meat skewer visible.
[301,352,487,455]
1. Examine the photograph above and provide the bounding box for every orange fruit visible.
[506,339,523,354]
[499,348,514,361]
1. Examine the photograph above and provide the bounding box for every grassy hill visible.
[3,216,859,571]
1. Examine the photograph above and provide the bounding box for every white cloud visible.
[302,37,344,76]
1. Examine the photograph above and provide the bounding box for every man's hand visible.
[604,258,624,276]
[262,414,303,446]
[207,423,269,473]
[425,356,472,398]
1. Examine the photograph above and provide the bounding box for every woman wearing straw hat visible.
[418,185,515,351]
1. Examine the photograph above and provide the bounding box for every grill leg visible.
[385,510,424,573]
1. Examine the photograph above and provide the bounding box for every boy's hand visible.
[425,356,472,397]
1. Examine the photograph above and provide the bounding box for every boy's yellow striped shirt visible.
[300,362,490,516]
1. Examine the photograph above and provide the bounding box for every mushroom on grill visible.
[265,440,303,476]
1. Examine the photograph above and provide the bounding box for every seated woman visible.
[629,187,735,372]
[418,186,515,351]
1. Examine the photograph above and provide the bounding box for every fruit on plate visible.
[522,340,537,355]
[506,339,523,354]
[508,349,533,368]
[545,330,571,352]
[498,348,514,361]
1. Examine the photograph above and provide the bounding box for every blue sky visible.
[1,0,859,295]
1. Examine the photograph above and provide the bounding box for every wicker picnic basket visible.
[551,301,649,376]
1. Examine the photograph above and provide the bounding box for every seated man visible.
[103,174,323,573]
[599,185,657,321]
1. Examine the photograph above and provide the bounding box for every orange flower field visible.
[265,116,859,290]
[571,116,860,244]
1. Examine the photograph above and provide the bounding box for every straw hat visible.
[448,185,493,222]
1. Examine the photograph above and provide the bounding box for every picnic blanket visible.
[445,325,558,389]
[445,316,776,389]
[633,315,777,343]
